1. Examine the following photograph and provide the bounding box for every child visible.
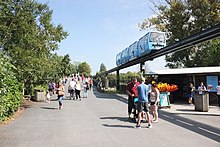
[83,82,89,98]
[46,91,50,103]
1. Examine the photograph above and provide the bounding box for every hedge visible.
[0,55,23,121]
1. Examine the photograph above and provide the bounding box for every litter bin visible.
[34,89,46,102]
[194,91,209,112]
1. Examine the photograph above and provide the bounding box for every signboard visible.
[159,92,169,107]
[206,76,218,92]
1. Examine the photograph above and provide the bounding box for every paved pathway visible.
[0,85,220,147]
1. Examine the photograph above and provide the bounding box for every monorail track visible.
[103,23,220,75]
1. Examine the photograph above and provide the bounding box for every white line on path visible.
[176,119,194,126]
[162,114,174,119]
[198,127,220,137]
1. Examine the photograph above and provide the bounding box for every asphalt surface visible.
[0,84,220,147]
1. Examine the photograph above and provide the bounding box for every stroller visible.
[68,86,75,100]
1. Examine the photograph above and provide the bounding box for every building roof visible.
[146,66,220,75]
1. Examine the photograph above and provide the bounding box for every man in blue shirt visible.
[136,77,152,128]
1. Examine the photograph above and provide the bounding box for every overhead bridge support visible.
[116,70,120,91]
[140,62,145,78]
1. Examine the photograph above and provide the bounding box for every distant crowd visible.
[46,74,93,110]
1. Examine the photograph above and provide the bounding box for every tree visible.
[78,62,91,77]
[72,61,81,74]
[46,53,64,80]
[191,39,220,67]
[139,0,220,68]
[0,0,68,94]
[99,63,107,73]
[61,54,71,76]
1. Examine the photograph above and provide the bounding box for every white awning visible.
[145,66,220,75]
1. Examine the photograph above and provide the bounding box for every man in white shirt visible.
[69,78,76,99]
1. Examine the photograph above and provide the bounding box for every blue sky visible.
[37,0,166,75]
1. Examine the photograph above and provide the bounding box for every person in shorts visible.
[150,81,160,123]
[188,83,194,104]
[136,77,152,129]
[57,81,65,110]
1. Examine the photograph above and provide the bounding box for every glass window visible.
[149,32,165,43]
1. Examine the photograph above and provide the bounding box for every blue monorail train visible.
[116,30,166,66]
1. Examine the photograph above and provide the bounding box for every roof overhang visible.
[145,66,220,75]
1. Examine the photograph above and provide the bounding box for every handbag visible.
[58,90,64,96]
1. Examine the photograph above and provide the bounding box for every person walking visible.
[188,83,194,104]
[198,82,206,94]
[57,81,65,110]
[45,90,51,103]
[150,81,160,123]
[89,78,93,91]
[126,77,140,119]
[69,78,76,99]
[136,77,152,129]
[48,81,54,96]
[83,82,89,98]
[75,81,81,101]
[216,81,220,107]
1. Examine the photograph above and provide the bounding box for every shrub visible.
[0,55,23,121]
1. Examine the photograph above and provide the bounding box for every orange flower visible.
[156,82,178,92]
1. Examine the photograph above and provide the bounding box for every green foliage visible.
[34,85,47,92]
[72,61,81,74]
[96,72,141,87]
[99,63,107,73]
[107,73,117,87]
[78,62,91,77]
[140,0,220,68]
[119,72,140,84]
[60,54,71,76]
[0,0,94,121]
[94,63,107,81]
[46,53,64,81]
[0,54,22,121]
[190,39,220,67]
[0,0,68,94]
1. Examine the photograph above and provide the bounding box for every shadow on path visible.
[93,87,220,142]
[159,111,220,143]
[41,106,58,110]
[100,116,136,123]
[175,109,220,116]
[102,124,134,129]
